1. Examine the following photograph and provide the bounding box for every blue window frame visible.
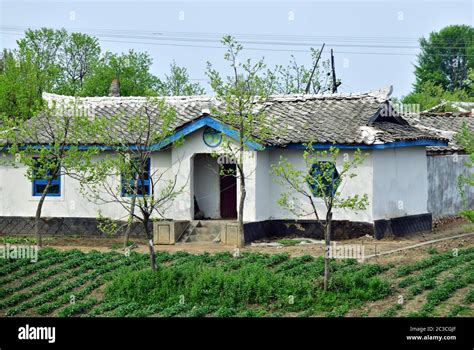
[32,160,61,197]
[307,161,340,198]
[121,157,151,196]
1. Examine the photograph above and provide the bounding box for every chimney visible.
[109,78,120,97]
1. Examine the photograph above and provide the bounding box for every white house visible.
[0,87,448,243]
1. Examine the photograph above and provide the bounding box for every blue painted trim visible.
[32,178,61,197]
[32,157,62,197]
[266,139,448,150]
[32,176,61,197]
[150,116,263,151]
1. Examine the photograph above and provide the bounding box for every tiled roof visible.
[35,88,446,147]
[403,112,473,153]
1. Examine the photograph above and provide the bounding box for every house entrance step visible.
[178,220,237,243]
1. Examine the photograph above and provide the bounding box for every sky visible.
[0,0,473,98]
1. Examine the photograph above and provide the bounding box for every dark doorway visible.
[220,164,237,219]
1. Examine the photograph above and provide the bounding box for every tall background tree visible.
[0,28,206,120]
[402,25,474,110]
[414,25,474,93]
[0,49,43,119]
[158,61,205,96]
[57,32,101,95]
[81,50,161,97]
[271,48,333,94]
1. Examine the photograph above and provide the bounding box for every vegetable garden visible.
[0,246,472,317]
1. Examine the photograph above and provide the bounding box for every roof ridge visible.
[42,86,392,104]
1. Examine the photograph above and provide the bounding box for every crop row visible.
[396,247,474,277]
[35,254,149,316]
[398,251,474,289]
[415,261,474,315]
[0,250,84,285]
[0,251,120,310]
[5,253,140,316]
[0,248,68,275]
[0,251,110,299]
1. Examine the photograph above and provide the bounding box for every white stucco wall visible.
[254,151,271,221]
[265,149,374,223]
[372,147,428,220]
[0,127,431,225]
[0,151,173,220]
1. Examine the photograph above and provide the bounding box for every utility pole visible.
[330,49,338,93]
[305,43,325,94]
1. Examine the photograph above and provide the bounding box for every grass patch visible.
[276,239,310,246]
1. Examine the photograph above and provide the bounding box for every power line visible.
[2,26,474,57]
[1,25,469,49]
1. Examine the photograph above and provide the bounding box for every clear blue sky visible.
[0,0,473,98]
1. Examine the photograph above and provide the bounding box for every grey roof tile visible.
[403,112,473,153]
[28,90,448,147]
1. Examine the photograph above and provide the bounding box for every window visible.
[121,157,151,196]
[32,160,61,197]
[307,161,340,197]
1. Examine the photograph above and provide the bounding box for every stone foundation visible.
[0,216,147,237]
[243,220,373,242]
[244,213,433,242]
[0,213,433,241]
[374,213,432,239]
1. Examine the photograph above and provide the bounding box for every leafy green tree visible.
[57,33,101,95]
[0,49,44,119]
[16,28,67,94]
[206,36,277,247]
[271,145,369,290]
[158,61,205,96]
[414,25,474,93]
[402,80,471,111]
[0,29,101,118]
[81,50,161,96]
[271,48,333,94]
[1,100,100,246]
[79,97,185,270]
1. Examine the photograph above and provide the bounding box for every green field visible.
[0,247,473,317]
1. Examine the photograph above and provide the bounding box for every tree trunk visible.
[124,179,138,248]
[323,211,332,291]
[238,181,246,248]
[34,180,52,248]
[143,219,157,271]
[237,161,246,248]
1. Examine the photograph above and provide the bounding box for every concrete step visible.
[188,227,219,242]
[187,233,219,242]
[191,220,236,227]
[179,220,236,243]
